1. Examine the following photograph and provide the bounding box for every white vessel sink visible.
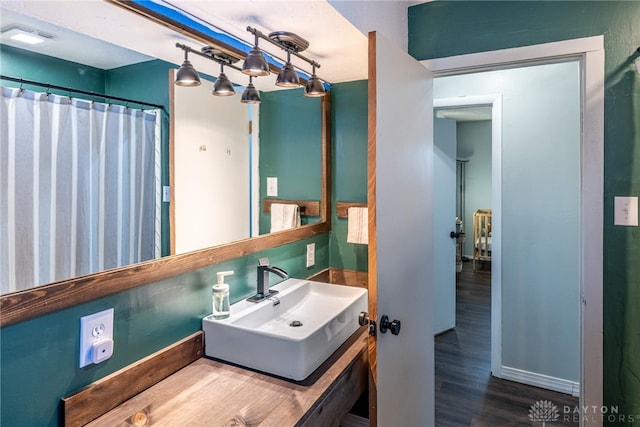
[202,278,367,381]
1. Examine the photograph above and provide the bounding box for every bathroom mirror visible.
[0,0,330,323]
[171,74,323,255]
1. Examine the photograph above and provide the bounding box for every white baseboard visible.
[501,366,580,397]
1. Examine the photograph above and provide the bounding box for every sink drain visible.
[289,320,303,327]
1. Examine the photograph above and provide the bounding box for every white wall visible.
[457,121,492,258]
[173,78,251,254]
[435,61,581,384]
[329,1,409,51]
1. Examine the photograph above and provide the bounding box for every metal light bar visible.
[246,26,321,70]
[242,27,330,86]
[175,33,329,87]
[175,42,243,72]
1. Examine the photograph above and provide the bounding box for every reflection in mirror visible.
[0,6,168,293]
[257,89,322,234]
[171,76,323,254]
[0,83,162,293]
[170,40,323,254]
[0,1,325,293]
[172,75,254,254]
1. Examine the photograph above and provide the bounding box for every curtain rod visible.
[0,75,165,110]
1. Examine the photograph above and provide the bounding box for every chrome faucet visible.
[247,258,288,302]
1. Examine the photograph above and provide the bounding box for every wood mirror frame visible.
[0,1,332,327]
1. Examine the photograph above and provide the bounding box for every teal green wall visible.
[107,60,175,254]
[106,60,172,109]
[409,0,640,420]
[330,81,369,272]
[259,88,322,234]
[0,47,173,255]
[0,235,328,426]
[0,44,105,93]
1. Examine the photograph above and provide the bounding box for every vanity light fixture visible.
[175,50,201,87]
[174,27,329,101]
[275,51,300,88]
[200,46,238,96]
[304,65,326,97]
[252,27,327,95]
[175,44,245,96]
[241,76,261,104]
[242,34,270,77]
[213,65,235,96]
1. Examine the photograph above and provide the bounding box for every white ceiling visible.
[167,1,369,84]
[0,0,391,92]
[0,2,157,69]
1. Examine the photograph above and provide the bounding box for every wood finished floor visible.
[435,264,579,426]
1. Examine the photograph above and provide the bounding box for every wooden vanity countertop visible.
[85,328,368,427]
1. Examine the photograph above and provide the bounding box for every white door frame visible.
[423,35,605,415]
[434,95,503,376]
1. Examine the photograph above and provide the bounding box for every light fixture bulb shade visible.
[175,59,201,86]
[275,62,300,87]
[213,72,235,96]
[241,82,261,104]
[304,75,326,97]
[242,46,270,77]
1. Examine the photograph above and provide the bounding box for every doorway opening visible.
[433,103,494,336]
[432,59,584,424]
[439,105,493,269]
[424,42,604,418]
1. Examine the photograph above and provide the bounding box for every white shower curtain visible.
[0,86,161,293]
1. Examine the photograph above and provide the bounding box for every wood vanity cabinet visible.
[64,329,368,427]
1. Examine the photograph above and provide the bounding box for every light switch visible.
[306,243,315,268]
[614,196,638,226]
[267,177,278,197]
[162,186,170,203]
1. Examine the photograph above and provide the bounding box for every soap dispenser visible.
[212,270,233,319]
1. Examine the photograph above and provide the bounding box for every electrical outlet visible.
[79,308,114,368]
[306,243,315,268]
[614,196,638,226]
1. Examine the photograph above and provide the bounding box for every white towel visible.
[347,207,368,244]
[270,203,300,232]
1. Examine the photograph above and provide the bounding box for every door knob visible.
[379,315,401,336]
[359,312,376,336]
[450,231,459,239]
